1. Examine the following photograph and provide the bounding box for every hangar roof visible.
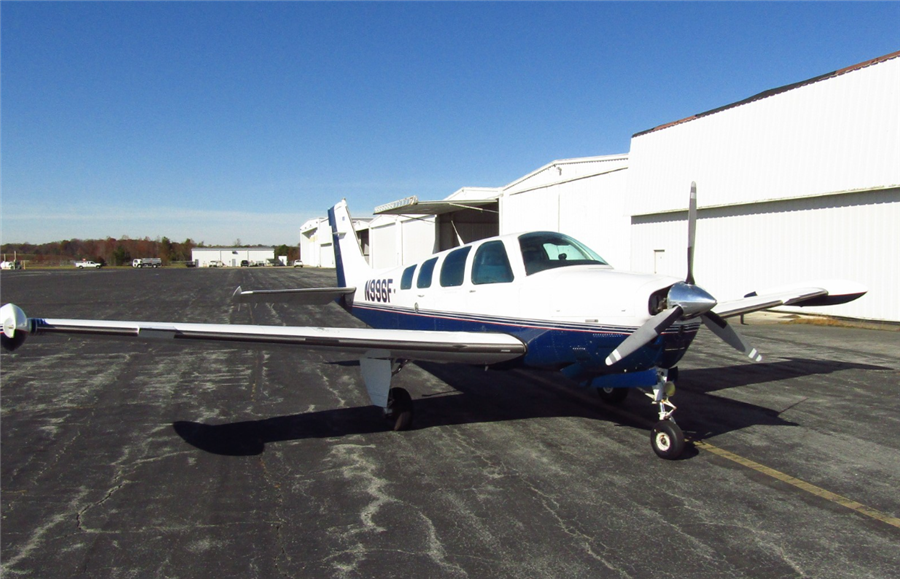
[634,49,900,138]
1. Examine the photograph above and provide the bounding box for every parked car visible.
[75,260,102,269]
[207,260,224,268]
[240,260,250,267]
[292,260,304,268]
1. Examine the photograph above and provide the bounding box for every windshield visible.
[518,232,608,275]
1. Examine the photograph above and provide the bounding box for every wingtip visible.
[1,303,29,352]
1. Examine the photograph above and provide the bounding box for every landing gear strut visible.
[646,368,685,460]
[385,387,413,431]
[359,355,415,432]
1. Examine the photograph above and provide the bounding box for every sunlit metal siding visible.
[500,155,631,268]
[504,155,628,195]
[300,218,326,267]
[367,214,437,270]
[627,55,900,215]
[631,189,900,321]
[368,217,399,270]
[625,52,900,322]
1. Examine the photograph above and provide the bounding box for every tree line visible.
[1,238,299,267]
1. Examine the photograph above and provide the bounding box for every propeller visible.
[605,182,761,366]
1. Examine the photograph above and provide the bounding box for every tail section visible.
[327,199,372,288]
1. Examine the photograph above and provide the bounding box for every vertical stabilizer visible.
[327,200,371,288]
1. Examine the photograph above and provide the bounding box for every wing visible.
[0,303,525,365]
[232,286,356,305]
[713,280,867,319]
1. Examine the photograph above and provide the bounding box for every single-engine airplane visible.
[1,184,866,459]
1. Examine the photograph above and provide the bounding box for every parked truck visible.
[132,258,162,268]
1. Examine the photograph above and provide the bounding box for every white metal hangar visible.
[191,247,275,268]
[301,50,898,322]
[300,216,370,268]
[626,50,899,322]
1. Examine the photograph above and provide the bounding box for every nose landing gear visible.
[647,368,685,460]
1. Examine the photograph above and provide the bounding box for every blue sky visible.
[2,1,898,245]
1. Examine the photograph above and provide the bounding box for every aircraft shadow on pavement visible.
[674,357,890,440]
[172,357,885,457]
[679,357,889,394]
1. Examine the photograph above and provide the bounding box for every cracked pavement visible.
[2,268,899,578]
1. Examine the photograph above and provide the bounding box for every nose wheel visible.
[645,368,685,459]
[651,420,685,459]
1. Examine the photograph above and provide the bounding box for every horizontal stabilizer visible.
[232,286,356,305]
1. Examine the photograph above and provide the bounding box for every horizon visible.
[3,2,899,245]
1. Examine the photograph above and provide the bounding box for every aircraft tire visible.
[597,387,628,404]
[386,387,413,432]
[651,420,685,460]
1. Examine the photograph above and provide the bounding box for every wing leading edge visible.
[1,304,525,365]
[713,280,867,319]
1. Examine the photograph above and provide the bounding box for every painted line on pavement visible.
[692,439,900,530]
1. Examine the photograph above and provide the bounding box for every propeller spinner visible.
[605,183,762,366]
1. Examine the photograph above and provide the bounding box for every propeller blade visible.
[701,311,762,362]
[686,181,697,285]
[605,306,683,366]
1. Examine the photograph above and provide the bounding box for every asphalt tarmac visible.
[2,267,899,578]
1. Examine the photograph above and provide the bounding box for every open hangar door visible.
[374,196,500,258]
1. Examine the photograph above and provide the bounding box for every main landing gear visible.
[359,355,415,432]
[385,386,413,431]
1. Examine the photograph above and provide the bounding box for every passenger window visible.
[440,247,471,287]
[472,241,514,285]
[400,265,416,290]
[417,257,438,288]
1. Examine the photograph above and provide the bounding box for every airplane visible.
[1,183,867,459]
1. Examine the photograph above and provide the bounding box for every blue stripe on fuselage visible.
[349,303,699,374]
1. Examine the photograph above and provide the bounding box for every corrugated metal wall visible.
[501,157,631,268]
[401,217,437,265]
[627,57,900,215]
[369,220,399,270]
[631,189,900,321]
[366,215,438,270]
[626,54,900,321]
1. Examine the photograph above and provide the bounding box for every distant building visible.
[191,247,275,267]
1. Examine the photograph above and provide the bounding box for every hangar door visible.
[437,206,499,251]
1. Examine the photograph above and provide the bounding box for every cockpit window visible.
[518,232,608,275]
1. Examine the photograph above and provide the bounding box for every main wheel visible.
[385,387,414,431]
[597,386,628,404]
[650,420,685,460]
